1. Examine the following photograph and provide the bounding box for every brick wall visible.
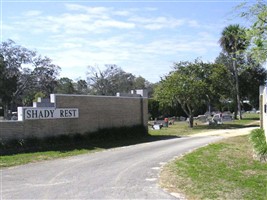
[0,94,148,141]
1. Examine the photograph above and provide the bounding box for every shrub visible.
[249,129,267,162]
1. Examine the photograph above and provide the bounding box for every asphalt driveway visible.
[1,134,227,199]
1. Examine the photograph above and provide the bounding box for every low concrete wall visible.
[0,94,148,141]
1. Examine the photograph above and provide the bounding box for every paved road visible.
[1,135,225,199]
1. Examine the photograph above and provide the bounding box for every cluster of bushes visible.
[249,129,267,162]
[0,125,148,155]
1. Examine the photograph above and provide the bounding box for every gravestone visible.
[196,115,207,123]
[222,113,233,122]
[180,116,186,121]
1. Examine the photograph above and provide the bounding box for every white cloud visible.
[113,10,131,16]
[188,20,199,27]
[129,16,190,30]
[93,19,135,29]
[3,3,227,82]
[23,10,43,17]
[65,4,110,14]
[2,24,16,31]
[143,7,158,11]
[14,7,136,35]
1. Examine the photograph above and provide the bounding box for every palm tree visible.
[219,24,249,119]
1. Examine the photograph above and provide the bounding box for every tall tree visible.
[75,79,88,94]
[0,55,17,118]
[56,77,75,94]
[239,57,267,108]
[133,76,152,89]
[0,40,61,117]
[0,40,36,117]
[216,52,267,110]
[86,65,135,96]
[219,24,249,119]
[215,52,240,114]
[0,39,36,77]
[31,55,61,96]
[154,60,228,127]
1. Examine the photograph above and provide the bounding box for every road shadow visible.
[0,134,181,156]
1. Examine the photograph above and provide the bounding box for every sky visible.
[1,0,252,83]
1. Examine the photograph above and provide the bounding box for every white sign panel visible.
[23,108,79,120]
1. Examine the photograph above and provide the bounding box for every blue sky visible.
[2,0,251,83]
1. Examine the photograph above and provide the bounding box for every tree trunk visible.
[233,56,242,120]
[189,115,194,128]
[3,103,9,120]
[179,102,194,128]
[233,96,238,120]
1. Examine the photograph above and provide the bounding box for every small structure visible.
[260,85,267,140]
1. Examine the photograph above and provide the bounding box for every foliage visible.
[0,40,35,117]
[216,52,267,109]
[0,56,17,117]
[133,76,151,89]
[148,99,187,120]
[0,40,60,117]
[219,24,249,55]
[239,61,267,108]
[154,61,205,127]
[237,0,267,62]
[87,65,134,95]
[148,99,160,120]
[249,129,267,162]
[55,77,75,94]
[33,92,46,102]
[154,59,230,127]
[31,55,60,96]
[75,79,88,94]
[0,39,36,77]
[86,65,151,96]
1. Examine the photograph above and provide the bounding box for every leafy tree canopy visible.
[86,65,151,96]
[0,40,60,118]
[237,0,267,62]
[154,59,229,127]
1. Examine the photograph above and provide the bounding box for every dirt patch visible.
[189,127,257,138]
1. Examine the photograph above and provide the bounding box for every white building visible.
[260,85,267,140]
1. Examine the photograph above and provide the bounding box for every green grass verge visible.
[0,149,100,167]
[160,135,267,200]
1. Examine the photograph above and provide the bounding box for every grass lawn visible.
[160,135,267,200]
[149,113,260,137]
[0,113,260,168]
